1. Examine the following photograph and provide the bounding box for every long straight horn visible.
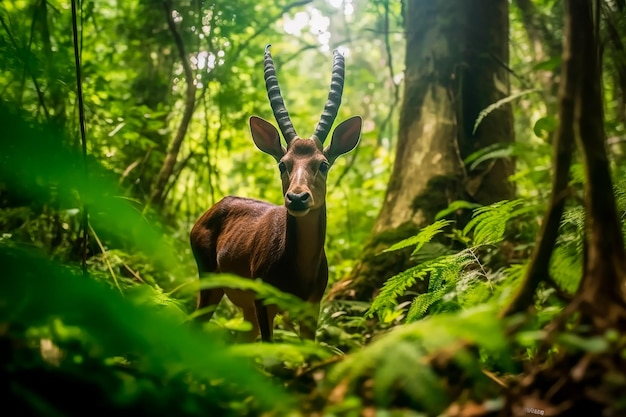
[264,45,297,144]
[312,49,345,144]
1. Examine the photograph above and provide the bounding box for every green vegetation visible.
[2,0,626,416]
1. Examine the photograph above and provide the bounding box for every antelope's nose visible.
[286,191,310,209]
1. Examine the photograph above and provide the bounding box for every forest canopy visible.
[1,0,626,416]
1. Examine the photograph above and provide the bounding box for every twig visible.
[148,0,198,208]
[89,225,123,294]
[70,0,90,276]
[123,263,145,284]
[162,151,195,202]
[0,14,50,119]
[500,0,579,320]
[373,1,401,148]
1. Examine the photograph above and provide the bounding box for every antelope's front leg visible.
[299,301,321,340]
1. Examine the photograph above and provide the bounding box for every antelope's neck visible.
[287,205,327,278]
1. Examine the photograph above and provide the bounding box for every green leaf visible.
[1,245,292,413]
[368,251,472,320]
[463,199,530,245]
[435,200,482,220]
[558,333,609,353]
[533,115,558,138]
[383,219,453,254]
[533,56,561,72]
[473,89,540,134]
[195,273,318,323]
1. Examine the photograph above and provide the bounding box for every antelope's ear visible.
[324,116,362,164]
[250,116,285,162]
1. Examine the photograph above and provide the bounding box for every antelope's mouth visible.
[287,207,310,217]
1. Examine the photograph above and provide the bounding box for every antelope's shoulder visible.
[216,196,278,213]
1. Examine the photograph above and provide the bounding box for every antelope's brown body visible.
[190,45,361,342]
[191,196,328,340]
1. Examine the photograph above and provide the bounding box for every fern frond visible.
[560,205,585,230]
[614,179,626,213]
[406,251,473,322]
[406,287,448,322]
[463,199,530,245]
[472,88,540,134]
[195,274,316,322]
[368,251,471,320]
[463,143,514,171]
[549,246,581,294]
[367,262,432,319]
[383,219,453,254]
[435,200,481,220]
[328,306,511,414]
[456,279,493,308]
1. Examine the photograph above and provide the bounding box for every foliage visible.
[1,246,290,416]
[472,88,541,135]
[3,0,626,415]
[369,197,543,322]
[325,306,513,414]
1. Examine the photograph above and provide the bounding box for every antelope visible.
[190,45,361,342]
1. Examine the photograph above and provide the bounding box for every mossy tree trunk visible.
[328,0,515,302]
[506,1,626,414]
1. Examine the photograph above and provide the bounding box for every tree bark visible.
[328,0,515,302]
[507,1,626,414]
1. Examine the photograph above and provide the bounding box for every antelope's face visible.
[249,117,362,217]
[279,138,329,216]
[248,45,362,217]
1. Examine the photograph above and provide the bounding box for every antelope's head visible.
[250,45,362,217]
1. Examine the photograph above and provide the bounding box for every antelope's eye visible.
[278,161,287,174]
[319,161,330,174]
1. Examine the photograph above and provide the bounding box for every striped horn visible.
[312,49,345,144]
[264,44,297,144]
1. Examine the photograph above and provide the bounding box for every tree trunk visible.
[328,0,515,302]
[507,1,626,414]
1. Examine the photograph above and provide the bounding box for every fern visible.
[373,198,539,323]
[463,199,530,245]
[368,262,431,319]
[406,287,448,322]
[472,88,540,134]
[405,251,473,322]
[435,200,481,220]
[549,245,582,294]
[192,274,317,323]
[614,179,626,214]
[369,251,471,320]
[463,143,514,171]
[383,219,453,255]
[328,306,512,414]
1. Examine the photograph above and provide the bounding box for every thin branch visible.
[215,0,314,78]
[71,0,89,276]
[383,0,399,105]
[232,0,313,58]
[376,0,401,147]
[330,147,360,191]
[201,88,217,206]
[0,14,50,119]
[123,263,145,284]
[90,225,123,294]
[149,0,198,208]
[162,151,195,203]
[500,0,579,319]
